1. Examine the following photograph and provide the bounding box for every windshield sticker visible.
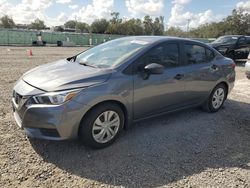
[130,40,149,45]
[232,37,238,39]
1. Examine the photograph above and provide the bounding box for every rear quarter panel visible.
[215,57,235,93]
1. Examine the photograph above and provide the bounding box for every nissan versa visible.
[12,36,235,148]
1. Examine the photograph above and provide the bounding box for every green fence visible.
[0,29,37,45]
[0,29,215,46]
[0,29,123,46]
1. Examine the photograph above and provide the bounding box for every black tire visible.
[79,103,124,149]
[202,83,227,113]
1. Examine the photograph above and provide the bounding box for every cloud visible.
[1,0,248,28]
[168,0,223,30]
[69,0,114,24]
[172,0,191,5]
[125,0,164,17]
[237,1,250,13]
[0,1,12,17]
[57,12,67,22]
[68,4,79,9]
[0,0,69,26]
[0,0,53,24]
[56,0,72,4]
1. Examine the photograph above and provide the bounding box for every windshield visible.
[75,38,151,68]
[213,36,238,45]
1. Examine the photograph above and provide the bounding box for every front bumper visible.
[12,80,87,140]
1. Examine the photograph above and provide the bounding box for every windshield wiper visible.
[79,62,97,68]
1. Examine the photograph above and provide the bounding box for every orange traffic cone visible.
[27,49,33,56]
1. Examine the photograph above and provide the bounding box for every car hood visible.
[22,59,113,92]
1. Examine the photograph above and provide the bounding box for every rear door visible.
[181,43,221,104]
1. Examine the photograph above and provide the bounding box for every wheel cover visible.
[92,110,120,143]
[212,88,225,109]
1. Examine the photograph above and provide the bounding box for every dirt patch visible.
[0,46,250,188]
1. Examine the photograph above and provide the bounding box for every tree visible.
[153,16,164,35]
[143,15,154,35]
[64,20,77,29]
[186,9,250,38]
[165,27,187,37]
[121,19,144,35]
[0,15,15,28]
[106,23,123,34]
[54,26,64,32]
[110,12,122,24]
[76,22,89,33]
[224,9,250,35]
[29,19,46,30]
[106,12,123,34]
[91,19,109,34]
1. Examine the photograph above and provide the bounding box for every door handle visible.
[174,74,184,80]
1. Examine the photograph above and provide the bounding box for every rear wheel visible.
[202,83,227,113]
[79,103,124,149]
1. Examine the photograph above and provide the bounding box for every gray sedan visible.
[12,36,235,148]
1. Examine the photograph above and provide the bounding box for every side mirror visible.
[67,55,76,62]
[144,63,164,74]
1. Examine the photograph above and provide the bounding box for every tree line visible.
[57,12,165,36]
[0,9,249,38]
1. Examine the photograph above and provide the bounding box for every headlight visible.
[33,89,81,105]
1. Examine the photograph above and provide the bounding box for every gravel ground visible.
[0,46,250,188]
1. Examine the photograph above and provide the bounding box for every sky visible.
[0,0,250,30]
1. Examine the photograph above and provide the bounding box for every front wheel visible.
[79,103,124,149]
[202,84,227,113]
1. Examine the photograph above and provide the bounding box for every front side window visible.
[238,37,247,45]
[185,44,206,64]
[138,43,179,69]
[246,37,250,44]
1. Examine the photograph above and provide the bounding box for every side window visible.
[138,43,179,69]
[206,48,215,62]
[247,37,250,44]
[238,37,247,46]
[185,44,206,64]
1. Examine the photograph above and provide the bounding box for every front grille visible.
[13,91,35,119]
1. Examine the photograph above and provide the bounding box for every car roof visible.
[120,35,206,45]
[219,35,249,37]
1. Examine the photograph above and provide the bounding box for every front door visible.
[234,37,249,60]
[133,42,187,120]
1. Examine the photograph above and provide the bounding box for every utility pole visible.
[74,15,77,33]
[187,19,190,32]
[187,19,190,38]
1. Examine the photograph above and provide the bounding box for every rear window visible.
[185,44,206,64]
